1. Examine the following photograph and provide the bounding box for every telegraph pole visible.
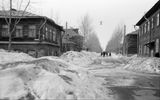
[8,0,12,51]
[123,25,126,55]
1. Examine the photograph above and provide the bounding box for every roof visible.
[62,38,76,44]
[62,28,83,44]
[136,0,160,26]
[126,30,138,36]
[0,9,64,31]
[0,9,40,18]
[65,29,79,37]
[63,28,83,39]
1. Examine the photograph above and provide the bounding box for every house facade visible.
[123,31,138,56]
[0,9,64,57]
[136,0,160,57]
[62,28,83,52]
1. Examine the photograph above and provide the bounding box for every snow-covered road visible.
[87,57,160,100]
[0,50,159,100]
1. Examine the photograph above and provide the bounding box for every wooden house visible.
[0,9,64,57]
[123,30,138,56]
[136,1,160,57]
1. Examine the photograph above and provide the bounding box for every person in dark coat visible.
[109,52,111,56]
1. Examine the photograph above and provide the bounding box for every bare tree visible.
[1,0,30,51]
[50,10,61,25]
[79,14,94,49]
[106,24,124,53]
[86,32,102,53]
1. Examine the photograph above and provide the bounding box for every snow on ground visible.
[61,51,160,74]
[61,51,99,67]
[0,50,113,100]
[0,50,160,99]
[123,56,160,74]
[0,49,35,65]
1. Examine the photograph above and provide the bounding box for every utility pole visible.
[8,0,12,51]
[123,25,126,55]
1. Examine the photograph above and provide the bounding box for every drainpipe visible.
[39,17,47,41]
[143,13,150,57]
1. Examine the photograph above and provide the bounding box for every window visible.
[45,27,48,40]
[157,13,159,26]
[147,47,149,55]
[141,45,143,55]
[2,25,9,37]
[156,39,159,53]
[151,18,154,29]
[148,21,150,31]
[50,29,52,41]
[140,45,142,55]
[139,45,141,54]
[139,29,141,37]
[28,25,36,38]
[52,30,56,41]
[144,24,146,33]
[141,26,143,34]
[143,46,146,55]
[16,26,23,37]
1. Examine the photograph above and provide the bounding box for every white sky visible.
[12,0,159,50]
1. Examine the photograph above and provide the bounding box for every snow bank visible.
[61,51,99,67]
[102,53,160,74]
[0,50,35,65]
[124,57,160,74]
[0,51,113,100]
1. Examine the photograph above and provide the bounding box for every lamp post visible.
[122,25,126,55]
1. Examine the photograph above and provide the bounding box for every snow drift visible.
[124,56,160,74]
[61,51,99,67]
[0,51,112,100]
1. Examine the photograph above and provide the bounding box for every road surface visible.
[87,57,160,100]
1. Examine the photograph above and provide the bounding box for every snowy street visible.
[87,58,160,100]
[0,50,160,100]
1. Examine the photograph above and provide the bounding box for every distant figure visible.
[105,52,108,56]
[109,52,111,56]
[101,52,103,56]
[101,51,106,57]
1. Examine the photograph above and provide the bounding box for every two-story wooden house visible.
[136,0,160,57]
[0,9,64,57]
[123,30,138,56]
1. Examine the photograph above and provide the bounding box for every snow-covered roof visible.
[0,9,40,18]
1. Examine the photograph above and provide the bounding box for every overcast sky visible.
[6,0,159,50]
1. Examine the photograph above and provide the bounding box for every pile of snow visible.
[61,51,99,67]
[0,50,35,65]
[0,51,113,100]
[124,57,160,74]
[111,53,124,58]
[93,57,128,66]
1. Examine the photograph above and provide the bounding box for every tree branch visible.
[11,0,30,34]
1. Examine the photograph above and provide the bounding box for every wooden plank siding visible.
[124,33,137,56]
[0,17,63,57]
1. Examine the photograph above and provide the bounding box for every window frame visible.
[2,25,9,37]
[28,25,36,38]
[15,25,23,37]
[147,21,150,32]
[157,13,159,26]
[151,17,154,29]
